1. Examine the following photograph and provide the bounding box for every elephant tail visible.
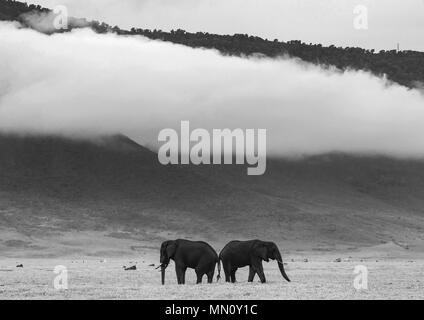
[216,256,221,282]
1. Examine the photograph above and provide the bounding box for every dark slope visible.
[0,134,237,234]
[0,134,423,255]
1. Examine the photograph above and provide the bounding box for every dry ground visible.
[1,135,424,300]
[1,243,423,300]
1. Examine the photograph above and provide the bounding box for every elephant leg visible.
[223,262,231,282]
[195,261,210,284]
[230,268,237,283]
[175,267,182,284]
[181,267,187,284]
[175,265,185,284]
[248,265,256,282]
[253,262,266,283]
[207,270,214,284]
[196,271,203,284]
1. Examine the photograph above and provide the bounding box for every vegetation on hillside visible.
[1,0,424,88]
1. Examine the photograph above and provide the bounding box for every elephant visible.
[159,239,220,285]
[219,239,290,283]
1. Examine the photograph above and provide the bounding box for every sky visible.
[30,0,424,51]
[1,21,424,158]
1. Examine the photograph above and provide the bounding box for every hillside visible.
[1,0,424,88]
[0,134,423,257]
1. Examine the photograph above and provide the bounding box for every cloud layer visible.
[1,22,424,157]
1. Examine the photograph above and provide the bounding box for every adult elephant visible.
[219,239,290,283]
[159,239,220,285]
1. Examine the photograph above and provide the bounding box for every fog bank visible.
[1,22,424,157]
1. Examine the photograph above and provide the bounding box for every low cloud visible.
[1,22,424,157]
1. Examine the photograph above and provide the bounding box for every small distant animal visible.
[123,265,137,271]
[16,264,23,268]
[148,263,155,267]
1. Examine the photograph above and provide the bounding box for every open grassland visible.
[1,244,423,300]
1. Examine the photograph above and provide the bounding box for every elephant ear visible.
[253,242,269,262]
[166,241,177,258]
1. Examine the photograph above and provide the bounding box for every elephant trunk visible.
[159,252,170,285]
[161,264,166,285]
[275,249,291,282]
